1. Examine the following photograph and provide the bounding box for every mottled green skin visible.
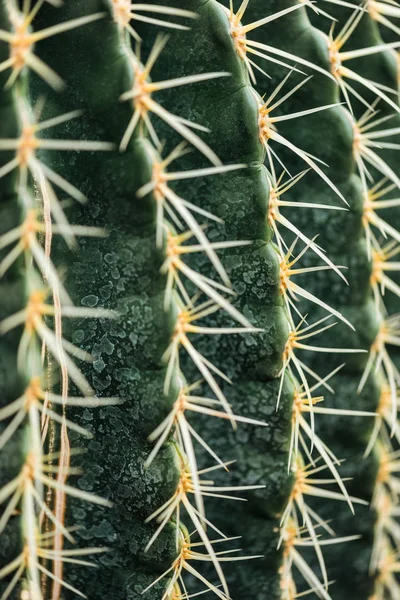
[195,509,285,600]
[187,375,296,517]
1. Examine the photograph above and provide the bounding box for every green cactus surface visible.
[1,1,400,600]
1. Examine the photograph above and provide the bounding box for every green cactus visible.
[1,1,400,600]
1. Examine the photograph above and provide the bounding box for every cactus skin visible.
[1,1,400,600]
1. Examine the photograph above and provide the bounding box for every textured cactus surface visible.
[1,1,400,600]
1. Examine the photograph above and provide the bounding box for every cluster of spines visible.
[329,3,400,597]
[293,1,400,597]
[0,1,128,599]
[335,3,400,598]
[222,3,378,598]
[228,1,400,599]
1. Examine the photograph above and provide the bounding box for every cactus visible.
[1,1,400,600]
